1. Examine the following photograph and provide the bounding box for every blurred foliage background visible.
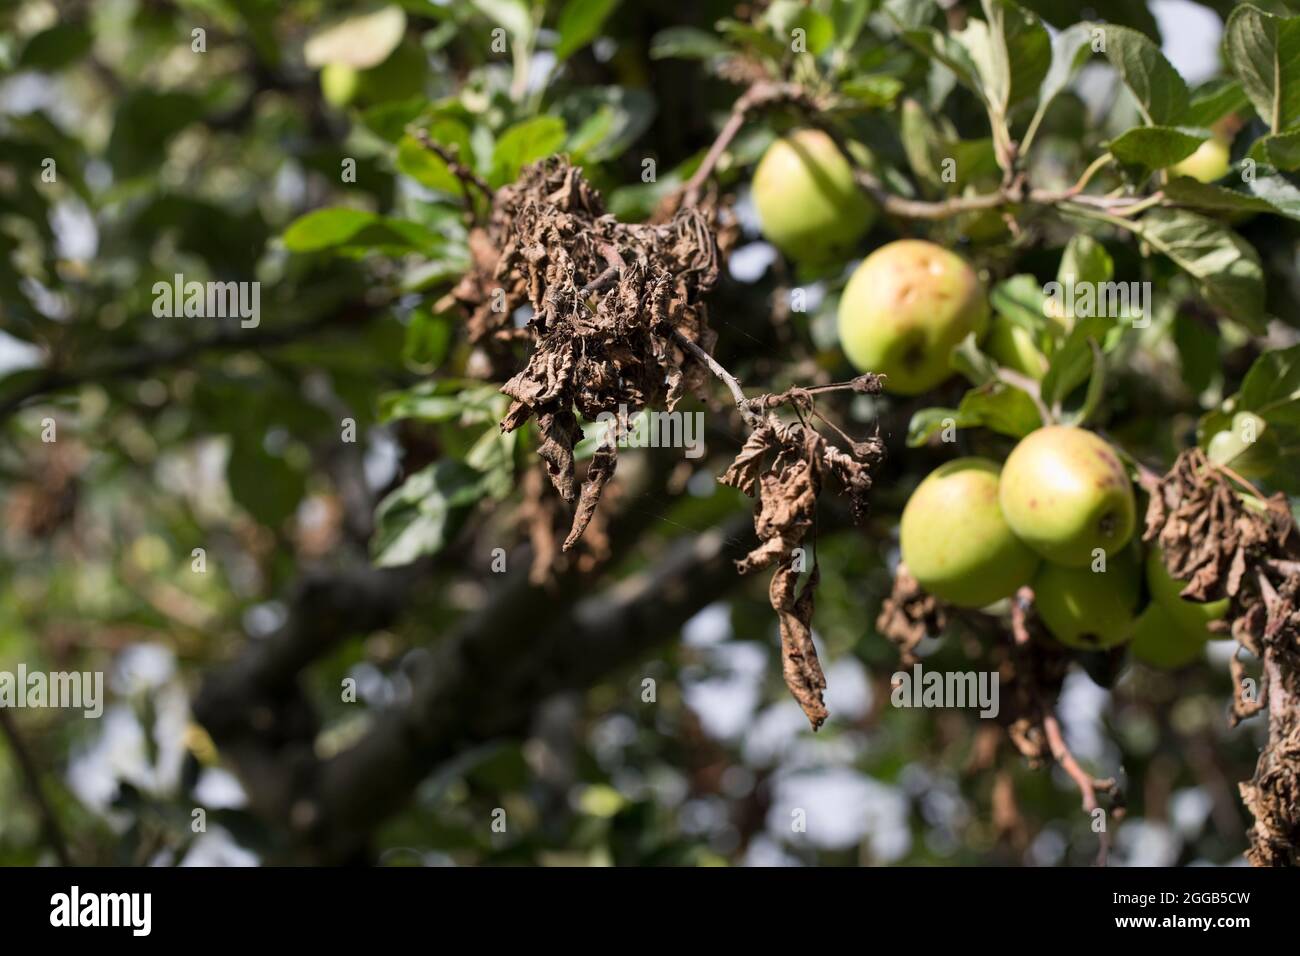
[1,0,1295,866]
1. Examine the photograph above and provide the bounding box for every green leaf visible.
[950,332,1000,386]
[1058,234,1113,287]
[907,406,962,446]
[1106,126,1206,169]
[281,208,441,254]
[907,382,1043,444]
[378,381,503,424]
[881,0,939,31]
[1100,25,1189,126]
[900,99,947,193]
[979,0,1051,113]
[360,97,433,142]
[1172,311,1219,395]
[396,120,475,194]
[228,440,306,529]
[1125,209,1265,329]
[830,0,873,50]
[649,27,730,60]
[1238,345,1300,425]
[792,7,836,56]
[1023,22,1094,148]
[490,116,567,186]
[18,23,93,71]
[1204,345,1300,489]
[1163,169,1300,222]
[1042,319,1110,420]
[283,208,376,250]
[469,0,535,40]
[990,274,1047,332]
[898,100,997,194]
[1185,77,1250,128]
[1246,130,1300,171]
[961,382,1044,437]
[465,426,518,500]
[107,91,208,178]
[1163,177,1280,218]
[1019,0,1159,42]
[1244,167,1300,221]
[839,75,905,109]
[1224,4,1300,134]
[1041,316,1104,403]
[894,23,982,96]
[304,6,406,69]
[403,312,455,368]
[557,87,656,163]
[555,0,620,62]
[371,460,488,567]
[1064,339,1106,427]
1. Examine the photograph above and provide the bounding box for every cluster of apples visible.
[752,130,992,393]
[750,129,1226,666]
[898,435,1225,666]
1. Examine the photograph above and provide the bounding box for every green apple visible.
[837,239,989,394]
[1033,546,1140,649]
[1170,138,1231,183]
[321,63,360,108]
[751,129,875,263]
[986,313,1048,379]
[1206,411,1278,479]
[999,425,1136,567]
[1129,602,1207,668]
[900,457,1040,607]
[1145,545,1229,632]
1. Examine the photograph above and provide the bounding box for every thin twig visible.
[854,167,1015,220]
[670,328,763,428]
[0,709,72,865]
[682,81,811,206]
[1008,590,1115,865]
[1133,459,1163,495]
[410,128,493,219]
[1042,711,1116,866]
[1010,587,1034,645]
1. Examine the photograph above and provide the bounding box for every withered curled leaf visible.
[460,158,723,550]
[771,561,827,730]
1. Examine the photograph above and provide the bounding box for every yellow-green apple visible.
[1129,602,1207,668]
[751,129,875,263]
[1170,138,1231,183]
[900,457,1040,607]
[837,239,989,394]
[999,425,1136,567]
[1033,546,1141,649]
